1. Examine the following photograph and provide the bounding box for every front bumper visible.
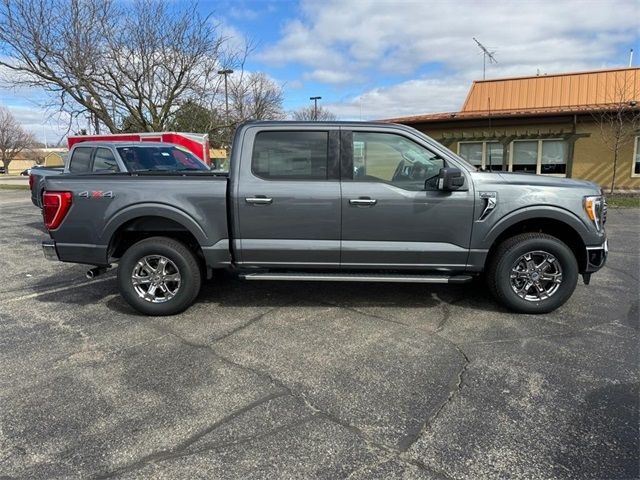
[42,240,59,261]
[585,239,608,273]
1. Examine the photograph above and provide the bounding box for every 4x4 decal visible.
[78,191,114,199]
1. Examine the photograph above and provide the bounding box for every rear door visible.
[234,126,341,267]
[340,128,475,270]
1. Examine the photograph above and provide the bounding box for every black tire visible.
[487,233,578,314]
[117,236,202,316]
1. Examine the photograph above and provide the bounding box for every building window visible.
[510,139,567,176]
[633,136,640,177]
[486,142,504,171]
[458,141,504,171]
[459,142,482,167]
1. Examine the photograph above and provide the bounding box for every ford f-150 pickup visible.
[30,132,210,207]
[40,121,608,316]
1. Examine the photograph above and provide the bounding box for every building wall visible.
[43,152,65,167]
[571,121,638,190]
[410,118,640,191]
[7,159,33,175]
[6,148,67,175]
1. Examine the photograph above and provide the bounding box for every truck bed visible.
[44,173,230,267]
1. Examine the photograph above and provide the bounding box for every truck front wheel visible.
[117,236,202,316]
[487,233,578,314]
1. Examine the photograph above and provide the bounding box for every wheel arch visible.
[484,211,588,273]
[106,213,205,265]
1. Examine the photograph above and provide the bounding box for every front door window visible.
[352,132,445,191]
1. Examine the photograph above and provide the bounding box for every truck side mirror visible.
[437,167,465,191]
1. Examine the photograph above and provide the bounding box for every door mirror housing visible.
[437,167,466,191]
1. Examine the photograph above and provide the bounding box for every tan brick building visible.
[387,68,640,191]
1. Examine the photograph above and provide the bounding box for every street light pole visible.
[310,96,321,120]
[218,69,234,126]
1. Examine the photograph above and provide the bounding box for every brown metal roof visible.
[385,67,640,124]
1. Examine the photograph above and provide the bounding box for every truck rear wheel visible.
[117,236,202,316]
[487,233,578,314]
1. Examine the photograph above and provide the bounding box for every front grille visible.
[602,199,607,225]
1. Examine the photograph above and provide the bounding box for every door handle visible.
[349,197,377,206]
[245,196,273,205]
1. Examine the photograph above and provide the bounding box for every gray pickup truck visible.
[30,140,207,207]
[40,121,607,316]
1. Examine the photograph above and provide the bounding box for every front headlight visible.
[584,195,605,231]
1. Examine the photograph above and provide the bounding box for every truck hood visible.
[497,172,600,191]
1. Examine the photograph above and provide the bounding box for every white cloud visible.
[325,75,469,120]
[3,103,75,145]
[262,0,639,117]
[304,69,359,84]
[227,6,259,21]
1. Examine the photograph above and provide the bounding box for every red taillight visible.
[42,191,73,230]
[28,174,34,190]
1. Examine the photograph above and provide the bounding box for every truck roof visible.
[240,120,417,134]
[243,120,393,127]
[70,141,179,148]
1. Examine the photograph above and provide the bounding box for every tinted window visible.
[252,131,328,180]
[353,132,445,191]
[512,141,538,173]
[486,142,504,171]
[459,142,482,167]
[116,146,208,172]
[69,147,92,173]
[541,140,567,175]
[93,148,119,172]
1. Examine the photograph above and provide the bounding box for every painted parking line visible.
[0,275,117,304]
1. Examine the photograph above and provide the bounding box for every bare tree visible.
[0,107,35,174]
[592,76,640,194]
[228,72,285,123]
[292,105,337,121]
[0,0,238,133]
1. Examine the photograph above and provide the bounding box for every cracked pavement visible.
[0,190,638,479]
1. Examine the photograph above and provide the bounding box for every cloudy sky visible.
[1,0,639,142]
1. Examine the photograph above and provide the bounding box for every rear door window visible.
[68,147,92,173]
[92,148,119,172]
[251,131,328,180]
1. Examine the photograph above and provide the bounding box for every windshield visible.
[117,146,209,172]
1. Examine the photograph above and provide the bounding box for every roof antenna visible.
[473,37,498,80]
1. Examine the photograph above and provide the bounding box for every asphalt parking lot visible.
[0,189,638,480]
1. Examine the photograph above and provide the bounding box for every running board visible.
[240,272,473,284]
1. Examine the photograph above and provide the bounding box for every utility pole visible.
[88,96,100,134]
[218,69,234,126]
[310,96,321,120]
[473,37,498,80]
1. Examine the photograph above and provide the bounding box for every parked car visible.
[0,166,5,174]
[40,121,607,316]
[20,166,38,176]
[29,132,209,207]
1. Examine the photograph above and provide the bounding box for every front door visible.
[340,130,475,270]
[236,128,341,268]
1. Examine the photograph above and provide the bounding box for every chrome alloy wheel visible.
[509,250,563,302]
[131,255,182,303]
